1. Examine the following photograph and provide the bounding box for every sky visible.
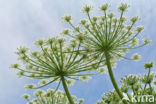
[0,0,156,104]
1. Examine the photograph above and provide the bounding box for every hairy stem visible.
[104,51,128,104]
[61,76,75,104]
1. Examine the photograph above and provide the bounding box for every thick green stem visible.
[61,76,75,104]
[104,51,128,104]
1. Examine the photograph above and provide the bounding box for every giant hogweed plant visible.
[10,37,102,104]
[61,3,151,104]
[97,62,155,104]
[10,3,151,104]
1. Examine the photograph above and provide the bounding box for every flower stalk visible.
[61,76,75,104]
[104,51,128,104]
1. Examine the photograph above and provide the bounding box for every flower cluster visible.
[10,37,103,89]
[61,3,151,104]
[23,89,84,104]
[10,3,152,104]
[97,62,156,104]
[62,3,151,64]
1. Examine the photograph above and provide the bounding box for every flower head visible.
[64,3,149,69]
[11,37,99,89]
[131,53,141,61]
[144,62,154,69]
[78,98,85,103]
[141,73,154,84]
[130,16,139,24]
[79,75,91,82]
[22,89,84,104]
[24,84,36,90]
[15,46,29,55]
[118,3,130,12]
[61,15,73,22]
[97,67,108,74]
[66,79,75,86]
[23,89,84,104]
[142,38,151,45]
[22,94,30,100]
[82,5,93,14]
[61,28,71,36]
[120,74,139,86]
[136,26,144,33]
[34,38,45,46]
[38,79,49,86]
[99,3,109,12]
[10,63,20,69]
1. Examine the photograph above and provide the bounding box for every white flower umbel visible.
[11,37,101,104]
[23,89,84,104]
[62,3,150,104]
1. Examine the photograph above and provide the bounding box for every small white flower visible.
[61,28,71,36]
[34,38,45,46]
[27,102,33,104]
[99,3,109,11]
[79,76,91,82]
[131,37,139,46]
[10,63,20,69]
[22,94,30,100]
[82,5,93,13]
[98,67,108,74]
[24,84,36,89]
[142,38,151,45]
[130,16,139,23]
[118,3,130,12]
[16,46,29,55]
[131,53,141,61]
[33,89,45,97]
[66,79,75,86]
[38,79,49,86]
[61,15,73,22]
[78,98,85,103]
[136,26,144,33]
[16,71,25,77]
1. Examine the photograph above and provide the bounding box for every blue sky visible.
[0,0,156,104]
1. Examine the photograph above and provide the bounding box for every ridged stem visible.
[104,51,128,104]
[61,76,75,104]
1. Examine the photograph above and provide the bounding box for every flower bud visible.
[82,5,93,14]
[118,3,130,12]
[131,53,141,61]
[79,75,91,82]
[99,3,109,12]
[10,63,20,69]
[144,62,154,69]
[66,79,75,86]
[61,15,73,22]
[136,26,144,33]
[22,94,30,100]
[34,38,45,46]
